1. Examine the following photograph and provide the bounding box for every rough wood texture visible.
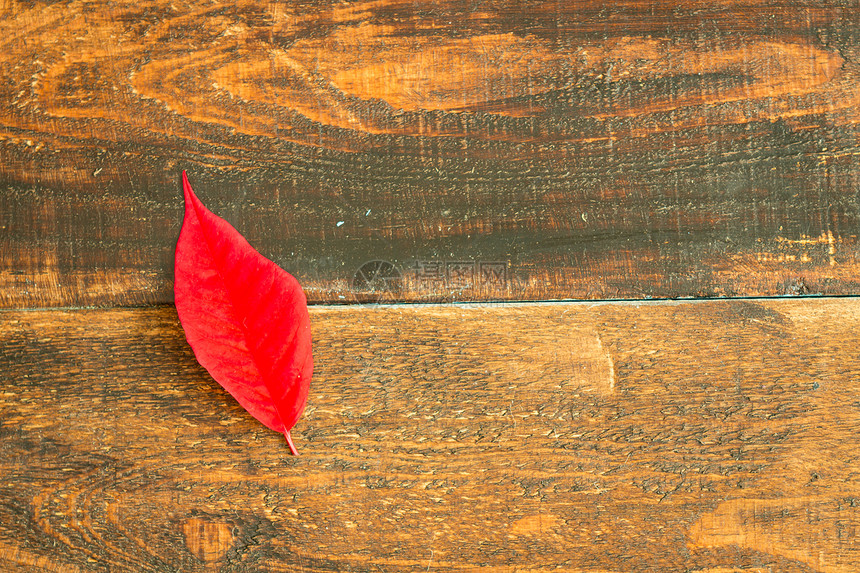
[2,0,859,307]
[2,299,859,571]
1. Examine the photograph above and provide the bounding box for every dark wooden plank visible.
[1,1,859,307]
[2,299,859,571]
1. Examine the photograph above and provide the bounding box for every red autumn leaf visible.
[174,171,312,455]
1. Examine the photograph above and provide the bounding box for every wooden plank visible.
[2,299,859,571]
[1,1,859,307]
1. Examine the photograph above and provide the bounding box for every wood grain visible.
[2,299,859,571]
[1,0,859,307]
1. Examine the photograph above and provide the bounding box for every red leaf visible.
[174,172,312,455]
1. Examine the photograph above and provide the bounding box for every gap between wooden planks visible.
[1,298,859,572]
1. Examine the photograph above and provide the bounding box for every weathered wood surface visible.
[2,299,859,571]
[2,0,859,307]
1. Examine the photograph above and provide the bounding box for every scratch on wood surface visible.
[595,333,615,393]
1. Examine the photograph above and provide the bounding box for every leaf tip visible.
[181,171,193,202]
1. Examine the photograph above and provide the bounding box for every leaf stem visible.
[285,431,299,456]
